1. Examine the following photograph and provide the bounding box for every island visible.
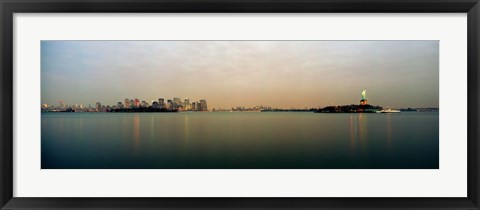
[315,88,383,113]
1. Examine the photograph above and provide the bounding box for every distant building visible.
[124,98,130,109]
[200,99,208,111]
[167,100,173,111]
[134,99,140,107]
[183,98,190,111]
[173,97,182,110]
[158,98,165,108]
[196,102,202,111]
[117,102,124,109]
[95,102,101,112]
[191,102,197,111]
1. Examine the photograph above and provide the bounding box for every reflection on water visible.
[359,114,365,143]
[386,114,393,147]
[348,114,370,157]
[183,114,190,150]
[42,112,439,169]
[348,114,396,156]
[349,115,355,155]
[133,115,140,151]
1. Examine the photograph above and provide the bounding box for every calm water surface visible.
[42,112,439,169]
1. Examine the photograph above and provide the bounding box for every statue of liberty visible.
[361,88,366,100]
[360,88,368,105]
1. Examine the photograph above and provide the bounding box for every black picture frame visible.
[1,0,479,209]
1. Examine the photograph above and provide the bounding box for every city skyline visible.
[41,41,439,108]
[42,96,209,112]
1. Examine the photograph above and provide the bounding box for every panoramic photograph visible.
[41,40,439,169]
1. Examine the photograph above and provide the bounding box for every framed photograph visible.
[1,0,479,209]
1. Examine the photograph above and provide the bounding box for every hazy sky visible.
[41,41,439,109]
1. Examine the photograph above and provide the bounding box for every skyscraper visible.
[95,102,101,112]
[183,98,190,111]
[196,102,202,111]
[158,98,165,109]
[124,98,130,109]
[167,100,173,111]
[200,99,208,111]
[173,97,182,110]
[152,101,159,108]
[117,102,124,109]
[134,99,140,107]
[191,102,197,111]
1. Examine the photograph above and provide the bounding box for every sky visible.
[41,41,439,109]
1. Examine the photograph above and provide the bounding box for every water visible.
[41,112,439,169]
